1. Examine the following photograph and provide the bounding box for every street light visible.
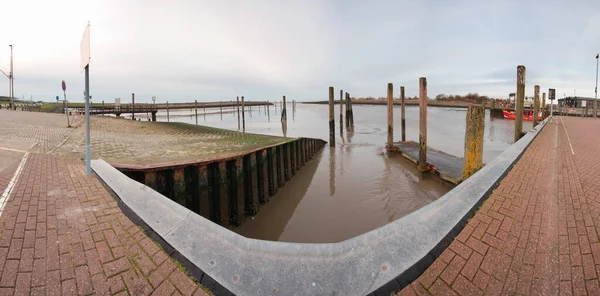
[9,45,13,110]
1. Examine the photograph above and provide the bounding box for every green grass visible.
[39,102,105,113]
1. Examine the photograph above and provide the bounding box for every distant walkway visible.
[398,116,600,295]
[0,110,209,295]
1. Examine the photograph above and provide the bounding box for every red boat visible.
[502,110,542,121]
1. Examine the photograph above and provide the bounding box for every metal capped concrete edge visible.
[91,118,548,296]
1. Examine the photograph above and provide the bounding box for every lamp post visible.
[9,45,13,110]
[595,53,598,118]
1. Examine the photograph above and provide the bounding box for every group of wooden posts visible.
[379,65,551,181]
[327,87,356,146]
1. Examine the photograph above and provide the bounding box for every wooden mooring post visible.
[401,86,406,142]
[515,65,526,142]
[463,105,485,179]
[419,77,428,172]
[267,100,270,122]
[166,101,170,122]
[203,102,206,120]
[339,89,344,133]
[132,93,135,120]
[348,93,354,128]
[542,92,546,119]
[329,87,335,147]
[282,96,287,124]
[242,96,246,131]
[195,100,198,125]
[533,85,540,127]
[386,83,394,150]
[220,101,223,120]
[237,96,240,130]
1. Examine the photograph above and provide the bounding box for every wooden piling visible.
[237,96,240,130]
[282,95,287,124]
[283,143,291,181]
[276,145,284,187]
[243,154,259,215]
[242,96,246,131]
[220,101,223,120]
[339,89,344,133]
[419,77,428,172]
[401,86,406,142]
[203,102,206,120]
[329,86,335,147]
[348,93,354,127]
[228,159,245,226]
[267,100,270,122]
[515,65,526,142]
[195,100,198,125]
[167,101,170,122]
[345,92,350,128]
[463,105,485,179]
[215,162,229,225]
[257,149,270,204]
[197,165,212,220]
[132,93,135,120]
[387,83,394,150]
[533,85,540,127]
[267,147,278,196]
[172,168,186,206]
[542,93,546,119]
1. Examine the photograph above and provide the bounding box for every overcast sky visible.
[1,0,599,103]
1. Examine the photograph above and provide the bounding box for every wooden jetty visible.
[391,141,464,185]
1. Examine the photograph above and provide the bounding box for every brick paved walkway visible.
[0,153,210,295]
[397,116,600,295]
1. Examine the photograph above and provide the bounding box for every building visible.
[558,96,597,108]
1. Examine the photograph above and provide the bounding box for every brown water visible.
[147,104,531,243]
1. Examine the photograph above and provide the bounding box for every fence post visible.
[132,93,135,120]
[242,96,246,131]
[195,100,198,125]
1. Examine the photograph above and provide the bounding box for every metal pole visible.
[84,65,91,175]
[595,54,598,118]
[9,45,13,110]
[63,90,70,127]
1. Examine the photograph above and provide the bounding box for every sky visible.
[1,0,599,103]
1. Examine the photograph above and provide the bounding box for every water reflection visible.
[149,104,525,242]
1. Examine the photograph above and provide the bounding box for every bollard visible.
[237,96,240,130]
[167,101,170,122]
[242,96,246,131]
[463,105,485,179]
[419,77,428,172]
[329,86,335,146]
[195,100,198,125]
[132,93,135,120]
[533,85,540,127]
[339,89,344,133]
[386,83,394,150]
[401,86,406,142]
[515,65,526,142]
[542,93,546,119]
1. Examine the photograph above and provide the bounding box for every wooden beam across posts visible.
[419,77,428,172]
[386,83,394,150]
[132,93,135,120]
[329,86,335,147]
[242,96,246,131]
[515,65,526,142]
[542,93,546,119]
[533,85,540,127]
[339,89,344,133]
[463,105,485,179]
[401,86,406,142]
[195,100,198,125]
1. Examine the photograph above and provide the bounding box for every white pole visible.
[85,65,91,175]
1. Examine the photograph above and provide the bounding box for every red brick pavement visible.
[0,153,210,295]
[397,117,600,296]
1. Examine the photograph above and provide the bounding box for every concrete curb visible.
[92,118,548,296]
